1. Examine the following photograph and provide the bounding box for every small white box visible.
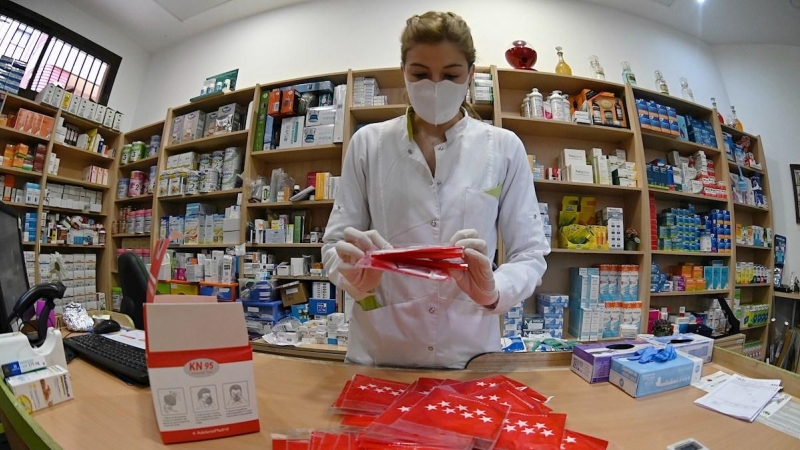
[566,164,594,184]
[560,149,586,169]
[279,116,304,149]
[305,106,337,127]
[94,105,107,124]
[302,125,335,147]
[103,108,115,128]
[5,365,73,412]
[67,94,82,115]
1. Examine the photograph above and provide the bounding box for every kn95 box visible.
[609,351,703,398]
[571,339,651,383]
[6,365,74,412]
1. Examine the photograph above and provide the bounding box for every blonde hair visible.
[401,11,481,120]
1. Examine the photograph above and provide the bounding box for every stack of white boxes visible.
[535,293,568,339]
[502,301,525,338]
[559,149,593,184]
[36,82,123,131]
[568,267,602,341]
[24,251,35,284]
[353,77,386,106]
[538,202,551,242]
[40,253,101,314]
[303,105,336,147]
[597,207,624,250]
[471,73,493,104]
[43,183,104,213]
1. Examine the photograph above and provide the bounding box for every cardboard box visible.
[609,351,703,398]
[279,116,304,149]
[277,281,309,307]
[182,111,206,142]
[642,333,714,363]
[571,340,651,383]
[6,365,73,412]
[302,124,334,147]
[305,106,336,127]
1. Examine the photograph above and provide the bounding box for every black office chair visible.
[118,252,148,330]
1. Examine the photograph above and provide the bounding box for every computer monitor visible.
[0,202,33,333]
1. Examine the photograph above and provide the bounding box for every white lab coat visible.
[322,110,550,369]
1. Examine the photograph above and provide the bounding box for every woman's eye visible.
[412,73,428,79]
[445,74,459,80]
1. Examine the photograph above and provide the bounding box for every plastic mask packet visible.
[356,246,467,281]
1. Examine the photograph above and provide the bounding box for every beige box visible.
[6,365,73,412]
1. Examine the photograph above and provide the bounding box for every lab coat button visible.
[428,307,436,314]
[430,220,437,228]
[429,180,434,186]
[428,346,434,352]
[437,181,442,186]
[407,149,412,154]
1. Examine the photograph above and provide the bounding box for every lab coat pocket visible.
[464,187,500,237]
[349,296,431,367]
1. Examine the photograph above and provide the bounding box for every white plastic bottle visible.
[550,90,564,121]
[529,88,544,118]
[521,94,531,118]
[562,94,572,122]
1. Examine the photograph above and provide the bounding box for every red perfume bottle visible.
[505,40,537,70]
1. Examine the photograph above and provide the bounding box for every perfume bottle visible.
[654,70,669,95]
[728,106,744,131]
[555,46,572,75]
[711,98,724,124]
[679,77,694,101]
[621,61,637,86]
[589,55,605,80]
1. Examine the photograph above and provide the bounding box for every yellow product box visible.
[6,365,73,413]
[559,224,609,250]
[169,280,199,295]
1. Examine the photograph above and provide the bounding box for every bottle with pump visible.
[549,90,565,121]
[621,61,637,86]
[654,70,669,95]
[711,97,725,124]
[728,106,744,131]
[554,46,572,76]
[589,55,605,80]
[679,77,694,101]
[529,88,544,118]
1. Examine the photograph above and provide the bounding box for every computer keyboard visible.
[64,334,149,385]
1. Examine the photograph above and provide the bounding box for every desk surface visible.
[24,352,799,450]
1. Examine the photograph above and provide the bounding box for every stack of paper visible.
[695,374,782,422]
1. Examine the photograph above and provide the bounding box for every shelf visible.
[735,243,771,251]
[720,124,759,142]
[733,202,769,214]
[46,174,110,190]
[52,142,114,165]
[249,243,324,249]
[652,250,731,258]
[163,129,249,153]
[22,241,35,246]
[548,248,643,255]
[501,115,633,143]
[252,144,342,163]
[470,103,493,118]
[735,284,771,288]
[120,155,159,172]
[271,275,330,281]
[775,292,800,301]
[728,161,764,175]
[631,86,714,118]
[0,125,50,143]
[533,179,640,195]
[172,86,257,117]
[59,110,119,135]
[1,93,57,116]
[112,233,149,238]
[742,323,768,331]
[43,205,106,216]
[2,201,37,209]
[247,200,334,210]
[648,188,728,205]
[0,165,41,179]
[650,290,730,298]
[350,105,407,123]
[496,69,626,96]
[115,194,154,205]
[39,244,104,249]
[124,121,164,142]
[169,244,234,249]
[158,189,241,203]
[640,130,721,155]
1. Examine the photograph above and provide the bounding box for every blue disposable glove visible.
[629,344,678,364]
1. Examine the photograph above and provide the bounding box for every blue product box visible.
[241,299,284,321]
[609,351,703,397]
[308,298,337,316]
[571,339,651,383]
[291,303,310,322]
[536,293,569,307]
[251,281,275,301]
[536,305,564,314]
[292,81,334,94]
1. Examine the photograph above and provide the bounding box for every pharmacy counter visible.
[0,349,798,449]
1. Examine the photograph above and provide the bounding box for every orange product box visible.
[280,88,298,116]
[29,113,43,136]
[573,90,628,128]
[267,89,282,117]
[39,115,54,139]
[15,143,29,156]
[13,109,28,131]
[692,266,703,279]
[3,144,14,166]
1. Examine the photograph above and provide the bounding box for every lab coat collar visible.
[403,106,470,144]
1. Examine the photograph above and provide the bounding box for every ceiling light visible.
[697,0,706,4]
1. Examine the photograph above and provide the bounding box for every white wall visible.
[714,44,800,276]
[18,0,150,131]
[133,0,732,127]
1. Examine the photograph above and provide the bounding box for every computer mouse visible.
[93,319,121,334]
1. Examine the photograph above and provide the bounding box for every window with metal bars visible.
[0,1,121,105]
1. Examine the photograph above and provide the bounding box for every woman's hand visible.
[334,227,392,293]
[449,229,499,309]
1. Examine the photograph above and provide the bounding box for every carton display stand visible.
[145,239,259,444]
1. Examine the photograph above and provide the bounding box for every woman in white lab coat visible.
[322,11,549,369]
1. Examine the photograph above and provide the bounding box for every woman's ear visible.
[468,64,476,85]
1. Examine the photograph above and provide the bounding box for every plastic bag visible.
[356,246,467,281]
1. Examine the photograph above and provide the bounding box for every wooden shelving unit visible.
[650,290,730,297]
[163,129,249,153]
[0,92,120,312]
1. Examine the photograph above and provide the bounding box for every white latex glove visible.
[449,229,499,308]
[334,227,392,293]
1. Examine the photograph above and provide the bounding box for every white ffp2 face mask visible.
[405,78,469,126]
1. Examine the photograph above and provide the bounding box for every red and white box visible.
[145,240,259,444]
